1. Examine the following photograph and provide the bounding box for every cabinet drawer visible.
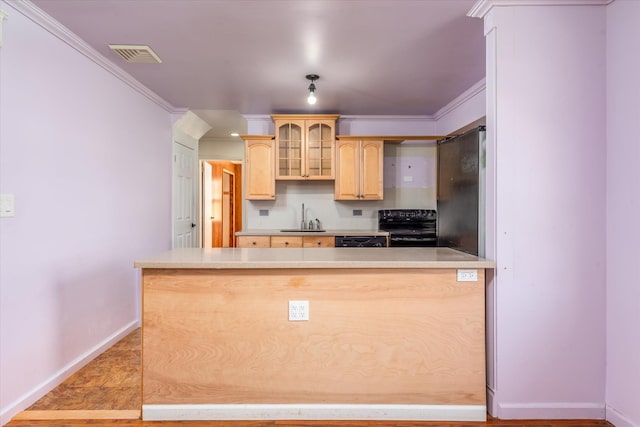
[303,236,335,248]
[237,236,270,248]
[270,236,303,248]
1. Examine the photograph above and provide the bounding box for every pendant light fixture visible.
[306,74,319,105]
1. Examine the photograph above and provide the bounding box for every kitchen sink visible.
[279,229,326,232]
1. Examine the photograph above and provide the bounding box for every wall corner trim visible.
[6,0,175,112]
[468,0,613,18]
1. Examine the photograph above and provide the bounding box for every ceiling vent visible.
[108,44,162,64]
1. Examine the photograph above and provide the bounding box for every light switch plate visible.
[0,194,15,217]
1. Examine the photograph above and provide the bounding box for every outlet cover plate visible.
[457,269,478,282]
[289,300,309,321]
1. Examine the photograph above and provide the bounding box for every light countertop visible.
[236,229,390,236]
[134,247,494,269]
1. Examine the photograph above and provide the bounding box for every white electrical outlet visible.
[457,269,478,282]
[288,300,309,321]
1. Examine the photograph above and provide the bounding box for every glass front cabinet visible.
[272,115,339,180]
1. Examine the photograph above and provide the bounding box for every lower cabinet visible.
[271,236,303,248]
[237,235,335,248]
[303,236,334,248]
[237,236,270,248]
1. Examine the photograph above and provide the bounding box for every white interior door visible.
[173,141,196,248]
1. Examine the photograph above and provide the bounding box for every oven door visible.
[388,235,437,247]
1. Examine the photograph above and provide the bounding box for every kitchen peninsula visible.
[134,247,494,421]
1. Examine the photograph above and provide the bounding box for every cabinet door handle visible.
[284,241,289,245]
[252,241,257,245]
[316,241,321,246]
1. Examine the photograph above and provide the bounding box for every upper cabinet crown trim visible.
[271,114,340,121]
[239,135,274,140]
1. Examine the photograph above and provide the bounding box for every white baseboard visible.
[142,404,487,421]
[496,402,605,420]
[0,321,139,426]
[607,405,639,427]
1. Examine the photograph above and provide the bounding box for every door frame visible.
[221,168,235,247]
[198,159,242,248]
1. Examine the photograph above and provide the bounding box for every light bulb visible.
[307,91,317,105]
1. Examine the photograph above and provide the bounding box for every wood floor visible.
[3,421,616,427]
[7,328,615,427]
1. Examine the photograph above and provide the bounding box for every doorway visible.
[173,141,197,248]
[200,160,242,248]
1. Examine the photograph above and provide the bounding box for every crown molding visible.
[242,114,271,119]
[7,0,175,112]
[433,78,486,122]
[468,0,613,18]
[340,115,436,122]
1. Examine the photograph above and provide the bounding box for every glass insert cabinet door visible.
[306,121,334,179]
[274,116,337,180]
[277,121,304,178]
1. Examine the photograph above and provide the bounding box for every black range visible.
[378,209,437,247]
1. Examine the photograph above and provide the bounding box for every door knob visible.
[191,223,196,228]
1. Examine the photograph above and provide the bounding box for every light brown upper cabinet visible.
[335,138,384,200]
[242,135,275,200]
[272,114,339,180]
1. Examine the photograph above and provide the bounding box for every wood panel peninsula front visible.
[134,247,494,422]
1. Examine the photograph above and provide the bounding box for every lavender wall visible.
[482,4,607,419]
[605,1,640,427]
[0,1,172,422]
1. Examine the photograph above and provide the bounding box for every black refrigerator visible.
[436,126,486,256]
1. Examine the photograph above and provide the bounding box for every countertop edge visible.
[134,261,495,269]
[134,248,495,270]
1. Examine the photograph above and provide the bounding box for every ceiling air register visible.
[108,44,162,64]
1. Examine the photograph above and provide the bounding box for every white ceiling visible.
[29,0,485,137]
